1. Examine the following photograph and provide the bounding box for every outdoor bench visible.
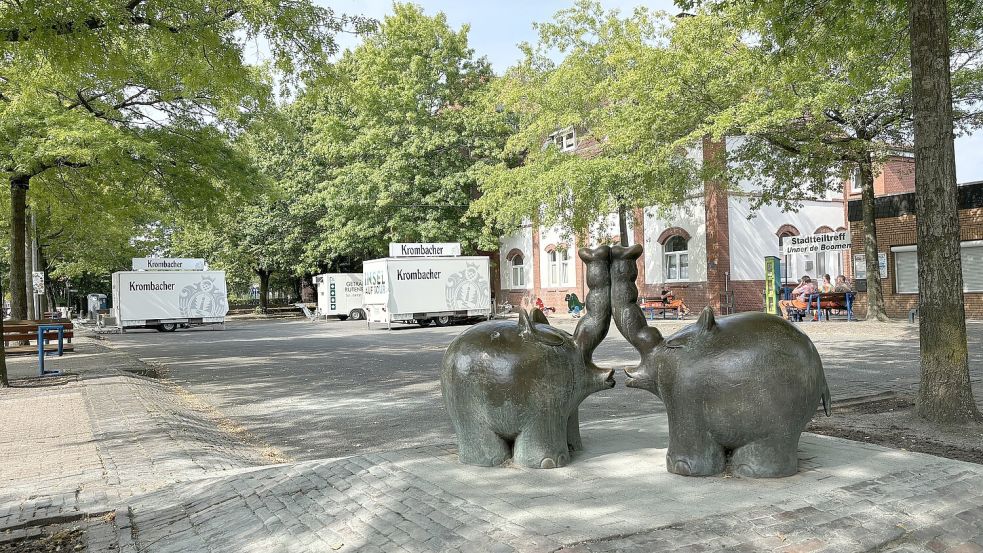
[807,292,856,321]
[640,299,682,320]
[3,320,75,356]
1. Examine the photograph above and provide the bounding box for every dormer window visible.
[548,127,577,152]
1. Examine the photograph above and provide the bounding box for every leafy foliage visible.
[473,1,702,238]
[295,4,511,262]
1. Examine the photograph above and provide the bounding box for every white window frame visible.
[547,248,571,287]
[549,127,577,152]
[850,167,862,193]
[664,236,689,282]
[509,255,525,288]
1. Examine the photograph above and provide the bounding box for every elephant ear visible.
[530,308,550,325]
[519,308,566,346]
[696,307,718,336]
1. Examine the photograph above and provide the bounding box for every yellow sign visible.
[764,257,781,315]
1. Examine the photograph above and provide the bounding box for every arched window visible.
[510,254,525,288]
[664,235,689,281]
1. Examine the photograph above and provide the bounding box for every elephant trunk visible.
[610,244,663,356]
[573,246,612,368]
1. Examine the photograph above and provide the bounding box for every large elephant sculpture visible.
[611,244,831,478]
[440,246,615,468]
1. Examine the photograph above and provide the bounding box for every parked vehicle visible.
[314,273,365,321]
[362,256,491,329]
[110,271,229,332]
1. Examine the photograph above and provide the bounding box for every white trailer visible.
[111,271,229,332]
[362,256,491,329]
[314,273,365,321]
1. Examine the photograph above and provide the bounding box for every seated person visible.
[659,287,690,316]
[778,276,817,320]
[565,293,584,318]
[834,275,852,292]
[819,274,834,293]
[534,297,556,315]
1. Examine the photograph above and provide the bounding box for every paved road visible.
[101,318,983,462]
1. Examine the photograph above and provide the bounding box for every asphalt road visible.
[101,317,983,462]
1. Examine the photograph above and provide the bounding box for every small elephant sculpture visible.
[611,244,831,478]
[440,246,615,468]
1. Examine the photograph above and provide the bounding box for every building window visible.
[549,127,577,152]
[547,248,570,287]
[509,255,525,288]
[850,167,862,194]
[664,235,689,281]
[892,241,983,294]
[892,246,918,294]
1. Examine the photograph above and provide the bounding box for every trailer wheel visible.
[348,309,365,321]
[434,315,452,327]
[156,323,178,332]
[416,318,432,327]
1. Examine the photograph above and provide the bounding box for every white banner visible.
[114,271,228,321]
[32,271,44,294]
[132,258,206,271]
[388,243,461,257]
[781,231,851,255]
[363,257,490,317]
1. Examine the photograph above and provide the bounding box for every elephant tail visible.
[820,374,831,417]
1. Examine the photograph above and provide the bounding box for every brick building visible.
[495,136,847,314]
[846,180,983,319]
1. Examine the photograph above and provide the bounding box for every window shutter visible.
[894,250,919,294]
[962,245,983,292]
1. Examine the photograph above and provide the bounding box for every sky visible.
[311,1,983,183]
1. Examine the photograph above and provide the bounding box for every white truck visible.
[314,273,365,321]
[362,256,491,329]
[110,270,229,332]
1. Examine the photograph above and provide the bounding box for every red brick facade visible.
[703,137,731,313]
[848,200,983,319]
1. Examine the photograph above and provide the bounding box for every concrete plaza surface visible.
[1,321,982,552]
[97,318,983,462]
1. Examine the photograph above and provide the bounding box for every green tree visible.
[679,0,983,421]
[474,1,700,242]
[0,1,363,321]
[909,0,982,423]
[298,4,510,264]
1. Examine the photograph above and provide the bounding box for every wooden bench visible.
[3,320,75,356]
[640,299,681,320]
[808,292,855,321]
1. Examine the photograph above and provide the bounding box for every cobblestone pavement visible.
[0,338,270,550]
[100,319,983,462]
[124,415,983,553]
[3,331,983,551]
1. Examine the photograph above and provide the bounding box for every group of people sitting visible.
[778,274,853,320]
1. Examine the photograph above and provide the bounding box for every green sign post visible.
[764,256,781,316]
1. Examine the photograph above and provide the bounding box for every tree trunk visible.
[257,269,271,313]
[8,176,27,321]
[617,204,629,246]
[909,0,981,424]
[25,209,35,321]
[858,155,888,321]
[0,279,8,388]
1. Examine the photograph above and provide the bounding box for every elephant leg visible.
[731,434,799,478]
[566,410,583,451]
[514,416,570,469]
[665,427,725,477]
[452,416,511,467]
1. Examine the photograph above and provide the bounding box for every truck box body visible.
[362,256,491,326]
[111,271,229,329]
[315,273,364,319]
